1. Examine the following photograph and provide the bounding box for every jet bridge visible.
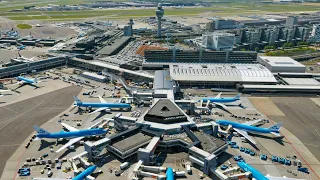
[84,137,111,161]
[137,137,160,165]
[188,146,218,175]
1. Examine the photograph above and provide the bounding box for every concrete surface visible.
[0,85,81,178]
[249,97,320,179]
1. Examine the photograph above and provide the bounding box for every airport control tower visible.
[128,18,134,36]
[155,3,164,37]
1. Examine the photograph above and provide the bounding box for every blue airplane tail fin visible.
[73,96,82,105]
[234,93,241,100]
[33,126,50,135]
[268,122,282,131]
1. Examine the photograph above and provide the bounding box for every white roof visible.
[82,72,106,80]
[241,84,320,90]
[169,63,277,83]
[282,78,320,86]
[83,60,154,79]
[259,56,305,68]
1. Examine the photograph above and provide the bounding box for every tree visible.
[240,48,246,51]
[298,42,308,47]
[264,45,275,51]
[282,42,294,49]
[254,47,259,52]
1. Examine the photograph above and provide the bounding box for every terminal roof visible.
[145,99,188,124]
[169,63,277,83]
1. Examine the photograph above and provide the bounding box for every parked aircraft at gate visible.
[166,167,175,180]
[216,119,282,145]
[14,76,43,89]
[34,123,107,153]
[200,92,241,110]
[73,96,131,114]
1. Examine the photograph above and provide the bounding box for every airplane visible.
[32,165,97,180]
[17,45,26,50]
[73,96,132,114]
[216,119,282,145]
[11,52,35,63]
[33,123,107,153]
[0,89,11,97]
[166,167,174,180]
[237,161,304,180]
[14,76,42,89]
[200,93,241,110]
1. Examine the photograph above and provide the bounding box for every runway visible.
[0,85,81,176]
[269,97,320,161]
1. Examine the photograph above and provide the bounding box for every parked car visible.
[272,156,278,162]
[260,154,267,161]
[234,156,243,162]
[220,165,229,170]
[250,151,255,156]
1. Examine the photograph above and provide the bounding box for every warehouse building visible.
[81,72,108,82]
[257,56,306,73]
[169,63,277,88]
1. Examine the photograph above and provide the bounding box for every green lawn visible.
[265,47,317,56]
[3,1,320,21]
[16,23,32,29]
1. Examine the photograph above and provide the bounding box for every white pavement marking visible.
[315,128,320,137]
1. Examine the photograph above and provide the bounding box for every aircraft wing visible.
[87,175,95,179]
[233,128,257,145]
[56,136,84,153]
[266,175,306,180]
[213,102,229,110]
[214,92,222,99]
[98,95,107,103]
[89,107,110,114]
[61,123,79,132]
[32,178,68,180]
[242,119,263,126]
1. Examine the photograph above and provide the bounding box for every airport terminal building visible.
[169,63,277,88]
[83,71,228,176]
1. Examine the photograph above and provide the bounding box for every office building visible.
[202,32,235,51]
[214,19,237,30]
[286,16,298,27]
[235,25,311,49]
[205,21,215,31]
[309,24,320,42]
[123,26,131,36]
[142,50,258,67]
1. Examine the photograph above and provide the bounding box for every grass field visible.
[265,47,317,56]
[16,23,32,29]
[1,1,320,21]
[302,58,320,65]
